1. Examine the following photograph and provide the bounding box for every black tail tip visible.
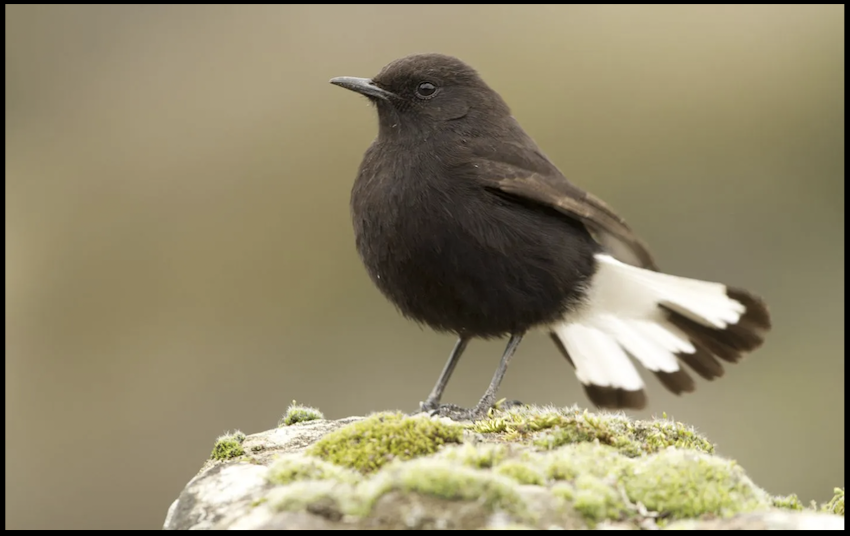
[727,287,772,331]
[654,369,696,395]
[661,285,771,366]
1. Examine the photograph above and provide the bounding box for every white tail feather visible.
[553,253,747,393]
[583,254,744,329]
[552,322,644,390]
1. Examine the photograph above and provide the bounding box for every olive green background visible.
[5,4,844,530]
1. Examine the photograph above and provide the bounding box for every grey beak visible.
[329,76,395,101]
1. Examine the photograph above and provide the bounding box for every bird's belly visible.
[356,201,597,338]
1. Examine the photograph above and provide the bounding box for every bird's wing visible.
[472,137,659,271]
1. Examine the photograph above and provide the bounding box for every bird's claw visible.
[417,398,526,421]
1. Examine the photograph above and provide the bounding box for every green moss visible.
[279,401,324,427]
[495,460,546,486]
[551,482,576,502]
[623,448,769,519]
[267,453,361,485]
[249,406,806,528]
[530,410,713,457]
[772,494,805,511]
[307,412,464,473]
[824,488,844,516]
[544,442,629,482]
[473,405,570,437]
[430,442,546,485]
[538,440,767,522]
[543,446,631,526]
[633,418,715,456]
[472,406,713,458]
[536,425,642,458]
[572,474,629,525]
[437,443,510,469]
[210,430,246,461]
[364,458,527,517]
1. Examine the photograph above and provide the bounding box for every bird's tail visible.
[550,254,771,410]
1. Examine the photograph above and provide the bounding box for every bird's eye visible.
[415,82,438,99]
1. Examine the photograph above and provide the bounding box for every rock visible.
[163,405,845,530]
[665,511,845,530]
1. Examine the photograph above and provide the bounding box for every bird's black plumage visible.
[330,53,771,419]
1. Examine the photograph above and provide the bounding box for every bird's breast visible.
[348,141,598,337]
[350,141,464,257]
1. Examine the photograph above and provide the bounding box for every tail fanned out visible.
[551,254,771,410]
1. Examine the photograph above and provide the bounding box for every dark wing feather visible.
[471,134,659,271]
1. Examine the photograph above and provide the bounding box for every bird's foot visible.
[428,403,488,422]
[417,398,441,414]
[422,398,527,422]
[494,398,526,411]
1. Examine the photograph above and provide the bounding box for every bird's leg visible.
[431,333,524,421]
[469,332,524,417]
[419,335,470,413]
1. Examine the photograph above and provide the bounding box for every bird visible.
[329,53,771,420]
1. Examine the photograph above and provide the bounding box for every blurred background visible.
[5,4,844,530]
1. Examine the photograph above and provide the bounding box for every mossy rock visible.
[166,405,845,530]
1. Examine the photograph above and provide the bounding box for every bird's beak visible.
[329,76,395,101]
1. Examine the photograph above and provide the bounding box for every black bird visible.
[330,53,771,420]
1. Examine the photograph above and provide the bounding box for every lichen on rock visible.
[166,405,845,530]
